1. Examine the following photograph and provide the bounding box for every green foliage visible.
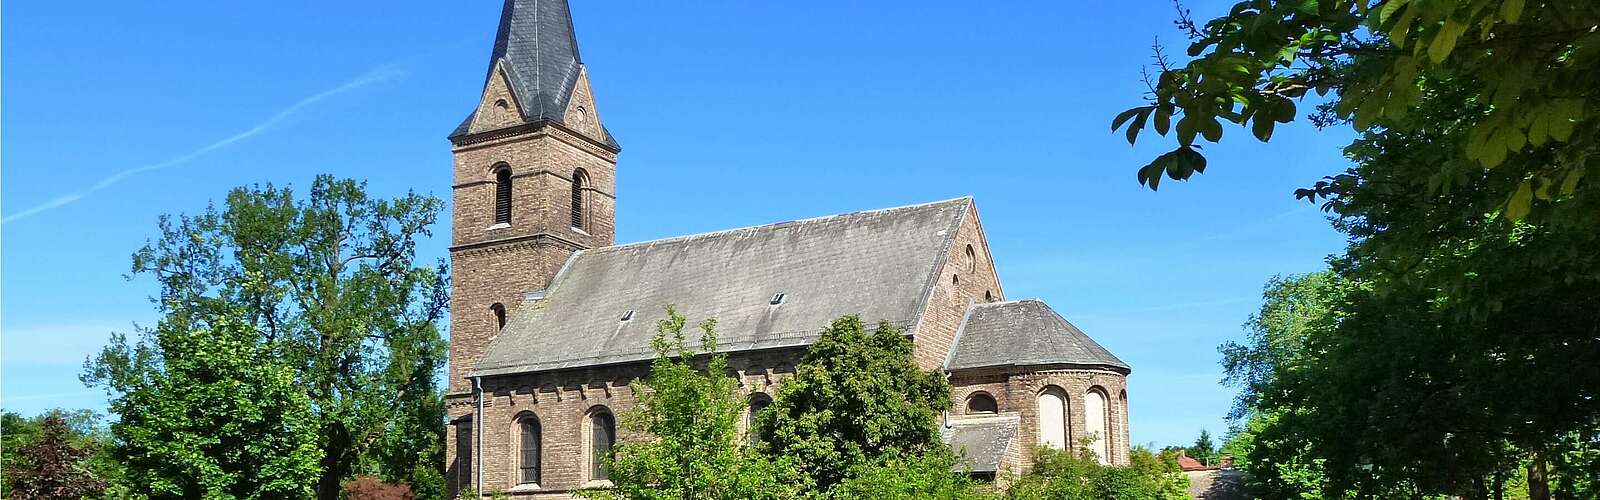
[828,452,995,500]
[754,316,952,490]
[94,317,322,498]
[82,175,449,499]
[581,306,803,500]
[1111,0,1598,221]
[1006,446,1189,500]
[1186,429,1216,466]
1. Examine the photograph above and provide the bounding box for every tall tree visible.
[83,175,449,499]
[584,307,802,500]
[754,316,951,490]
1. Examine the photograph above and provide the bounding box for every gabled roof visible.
[945,299,1129,372]
[470,198,973,377]
[942,415,1019,473]
[450,0,619,148]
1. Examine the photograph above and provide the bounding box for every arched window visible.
[1085,388,1110,464]
[518,415,542,484]
[493,166,513,225]
[747,393,773,439]
[965,244,977,273]
[967,392,998,414]
[1037,387,1069,450]
[570,169,588,230]
[490,303,507,331]
[984,290,994,302]
[590,409,615,481]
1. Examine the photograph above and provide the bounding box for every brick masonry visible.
[949,366,1133,474]
[443,56,1132,500]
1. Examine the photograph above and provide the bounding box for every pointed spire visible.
[452,0,614,147]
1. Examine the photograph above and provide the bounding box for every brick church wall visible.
[911,200,1005,369]
[949,366,1132,472]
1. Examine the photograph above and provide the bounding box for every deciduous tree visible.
[83,175,449,499]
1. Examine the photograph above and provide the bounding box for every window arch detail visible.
[517,414,542,484]
[1085,387,1111,464]
[493,165,513,225]
[491,303,507,331]
[965,244,977,273]
[570,169,588,230]
[966,392,998,414]
[1037,387,1070,450]
[746,393,773,440]
[587,407,616,481]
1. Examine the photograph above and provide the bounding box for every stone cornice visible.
[450,232,587,254]
[450,120,619,160]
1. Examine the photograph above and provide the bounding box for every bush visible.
[344,476,415,500]
[1006,446,1188,500]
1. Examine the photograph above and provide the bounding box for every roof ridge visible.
[577,197,973,256]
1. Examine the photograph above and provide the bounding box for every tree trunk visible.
[317,422,354,500]
[1527,452,1550,500]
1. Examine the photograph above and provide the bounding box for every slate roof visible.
[470,198,972,377]
[451,0,619,149]
[942,416,1019,473]
[945,299,1130,372]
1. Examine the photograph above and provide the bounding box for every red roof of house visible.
[1178,455,1206,471]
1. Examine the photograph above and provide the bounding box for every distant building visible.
[442,1,1132,497]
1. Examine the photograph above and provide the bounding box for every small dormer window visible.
[620,310,634,322]
[769,293,786,305]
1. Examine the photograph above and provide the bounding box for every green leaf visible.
[1429,19,1465,63]
[1560,166,1586,195]
[1378,0,1412,25]
[1505,180,1533,220]
[1389,7,1419,48]
[1125,108,1151,146]
[1154,107,1173,136]
[1500,0,1525,23]
[1252,115,1276,141]
[1200,117,1224,142]
[1177,114,1199,146]
[1111,107,1145,132]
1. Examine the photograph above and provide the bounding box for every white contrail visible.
[2,65,406,225]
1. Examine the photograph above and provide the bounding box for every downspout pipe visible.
[473,376,484,498]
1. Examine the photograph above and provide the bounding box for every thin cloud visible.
[2,64,405,225]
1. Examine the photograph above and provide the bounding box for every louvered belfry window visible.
[494,167,513,225]
[570,169,587,229]
[519,418,541,484]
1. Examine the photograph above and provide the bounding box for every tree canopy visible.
[753,316,952,490]
[83,175,449,499]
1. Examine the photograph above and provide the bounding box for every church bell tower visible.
[445,0,620,396]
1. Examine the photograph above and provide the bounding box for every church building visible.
[443,1,1132,497]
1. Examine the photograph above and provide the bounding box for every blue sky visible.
[2,0,1351,447]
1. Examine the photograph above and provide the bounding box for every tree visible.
[3,415,108,499]
[1111,0,1595,221]
[1187,429,1216,466]
[83,175,449,499]
[754,316,952,490]
[583,306,802,500]
[89,316,322,498]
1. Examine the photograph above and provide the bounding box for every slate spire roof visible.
[450,0,618,147]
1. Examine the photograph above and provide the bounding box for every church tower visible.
[446,0,619,396]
